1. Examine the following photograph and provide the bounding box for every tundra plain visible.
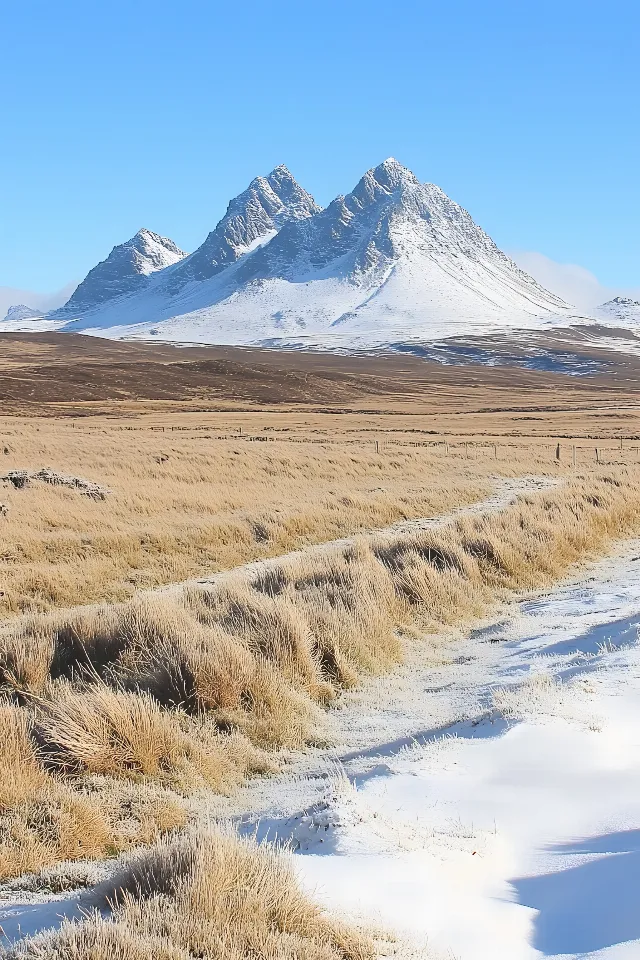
[2,335,640,957]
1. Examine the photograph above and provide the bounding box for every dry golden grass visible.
[5,828,375,960]
[33,684,272,790]
[0,414,580,619]
[0,696,250,882]
[0,705,189,881]
[2,469,640,882]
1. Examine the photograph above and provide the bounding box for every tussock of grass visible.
[6,829,375,960]
[2,470,640,880]
[33,683,272,791]
[0,706,112,880]
[0,705,192,882]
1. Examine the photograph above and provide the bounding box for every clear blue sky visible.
[2,0,638,293]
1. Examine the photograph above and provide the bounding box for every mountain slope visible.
[166,164,321,290]
[594,296,640,326]
[55,229,186,315]
[50,160,572,347]
[220,158,569,337]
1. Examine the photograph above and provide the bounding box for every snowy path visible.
[283,543,640,959]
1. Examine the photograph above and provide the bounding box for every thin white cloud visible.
[0,282,76,320]
[509,251,640,310]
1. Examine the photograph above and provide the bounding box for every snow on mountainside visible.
[54,229,186,315]
[3,304,43,322]
[166,164,321,291]
[43,160,576,347]
[0,303,71,332]
[594,296,640,326]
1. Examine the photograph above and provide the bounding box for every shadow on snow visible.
[511,829,640,955]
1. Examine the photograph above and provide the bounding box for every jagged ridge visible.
[236,159,563,300]
[2,304,43,322]
[166,165,321,290]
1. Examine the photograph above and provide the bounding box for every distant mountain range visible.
[3,160,638,349]
[593,296,640,325]
[3,304,44,322]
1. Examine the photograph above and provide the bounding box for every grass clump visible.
[0,706,112,880]
[6,829,375,960]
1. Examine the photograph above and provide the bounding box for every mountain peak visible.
[234,157,568,322]
[167,165,320,289]
[263,165,319,219]
[596,296,640,321]
[607,296,640,307]
[56,228,186,315]
[371,157,420,188]
[134,227,158,241]
[375,157,414,176]
[268,163,295,179]
[3,304,43,322]
[129,228,185,261]
[344,159,420,213]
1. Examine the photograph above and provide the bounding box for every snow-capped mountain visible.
[3,304,43,322]
[54,229,186,316]
[220,158,569,339]
[42,160,576,347]
[594,296,640,325]
[166,164,320,291]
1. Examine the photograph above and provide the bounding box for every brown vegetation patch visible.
[0,707,186,881]
[0,422,503,618]
[5,829,375,959]
[4,334,640,619]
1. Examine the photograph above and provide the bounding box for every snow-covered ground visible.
[3,539,640,957]
[0,316,74,333]
[288,545,640,959]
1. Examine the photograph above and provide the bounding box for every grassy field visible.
[0,417,558,618]
[3,406,639,618]
[3,337,640,953]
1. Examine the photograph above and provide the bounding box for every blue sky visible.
[1,0,638,301]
